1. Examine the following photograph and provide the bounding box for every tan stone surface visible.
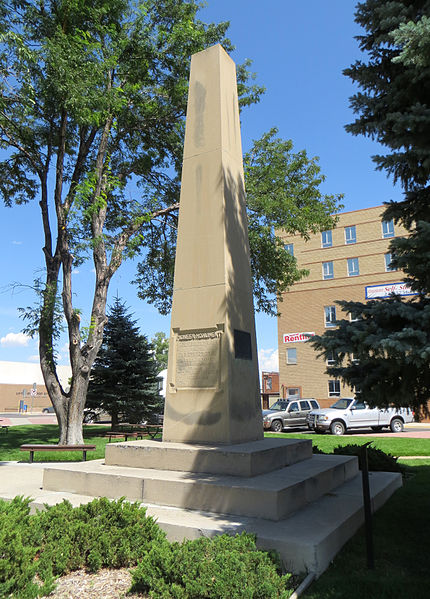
[163,45,262,444]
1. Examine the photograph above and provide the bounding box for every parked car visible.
[306,397,414,435]
[42,406,55,414]
[263,398,321,432]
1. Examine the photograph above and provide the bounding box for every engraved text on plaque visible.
[175,331,221,389]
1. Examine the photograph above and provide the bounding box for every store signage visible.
[283,332,315,343]
[365,282,418,299]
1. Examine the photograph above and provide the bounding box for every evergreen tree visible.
[311,0,430,415]
[86,298,162,429]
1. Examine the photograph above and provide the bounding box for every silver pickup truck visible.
[263,398,321,432]
[306,397,414,435]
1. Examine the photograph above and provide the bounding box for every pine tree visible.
[311,0,430,415]
[86,298,163,429]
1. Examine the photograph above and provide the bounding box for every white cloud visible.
[72,269,80,275]
[0,332,31,347]
[28,354,40,362]
[258,348,279,373]
[12,240,23,245]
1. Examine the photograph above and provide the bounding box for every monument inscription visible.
[175,331,221,389]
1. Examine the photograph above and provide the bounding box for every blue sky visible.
[0,0,403,373]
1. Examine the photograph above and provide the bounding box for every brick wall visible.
[277,205,415,407]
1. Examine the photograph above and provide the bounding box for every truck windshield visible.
[330,398,354,409]
[269,400,289,411]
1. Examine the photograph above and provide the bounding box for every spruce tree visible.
[86,298,162,429]
[311,0,430,415]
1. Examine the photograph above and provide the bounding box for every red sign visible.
[283,332,315,344]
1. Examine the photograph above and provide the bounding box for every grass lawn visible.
[0,426,428,463]
[0,424,121,462]
[302,459,430,599]
[266,431,430,457]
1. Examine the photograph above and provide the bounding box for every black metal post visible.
[361,442,374,569]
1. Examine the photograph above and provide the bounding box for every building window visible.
[321,230,332,248]
[347,257,360,277]
[385,253,397,271]
[326,350,336,366]
[349,312,361,322]
[382,219,395,238]
[284,244,294,256]
[286,348,297,364]
[322,261,334,280]
[286,387,300,399]
[345,225,356,244]
[265,377,272,391]
[324,305,337,327]
[328,380,341,397]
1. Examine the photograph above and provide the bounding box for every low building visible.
[261,371,280,409]
[0,361,71,412]
[277,205,414,409]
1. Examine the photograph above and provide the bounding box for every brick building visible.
[277,205,414,409]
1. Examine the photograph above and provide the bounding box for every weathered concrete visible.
[162,44,262,445]
[104,437,313,476]
[0,461,401,576]
[43,453,358,521]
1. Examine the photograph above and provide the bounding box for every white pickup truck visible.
[306,397,414,435]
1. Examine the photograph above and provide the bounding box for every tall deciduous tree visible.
[0,0,259,443]
[86,297,162,429]
[151,332,169,371]
[0,1,342,443]
[135,128,343,316]
[311,0,430,414]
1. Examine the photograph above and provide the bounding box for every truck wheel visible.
[371,426,383,432]
[270,420,283,433]
[390,418,404,433]
[330,420,346,436]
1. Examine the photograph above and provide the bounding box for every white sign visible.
[283,332,315,344]
[365,282,418,299]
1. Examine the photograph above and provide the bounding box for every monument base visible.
[41,451,401,575]
[104,437,312,477]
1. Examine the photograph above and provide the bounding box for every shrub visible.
[0,496,165,598]
[0,496,55,599]
[35,497,166,577]
[130,532,294,598]
[313,443,404,473]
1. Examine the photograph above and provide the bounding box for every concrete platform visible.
[43,453,358,521]
[104,437,313,476]
[0,461,401,576]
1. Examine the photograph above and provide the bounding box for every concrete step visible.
[104,437,313,476]
[0,462,402,576]
[43,453,358,521]
[142,470,401,576]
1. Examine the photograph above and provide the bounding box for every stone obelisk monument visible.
[162,45,263,445]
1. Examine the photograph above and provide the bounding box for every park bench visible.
[115,423,163,439]
[138,423,163,439]
[104,431,141,442]
[20,444,96,463]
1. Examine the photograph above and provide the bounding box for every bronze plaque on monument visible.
[173,329,222,390]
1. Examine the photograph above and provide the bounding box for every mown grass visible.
[302,459,430,599]
[0,426,428,462]
[266,431,430,457]
[0,425,113,462]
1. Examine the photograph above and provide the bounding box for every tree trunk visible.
[111,411,119,430]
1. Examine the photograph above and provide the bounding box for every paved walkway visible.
[0,414,57,425]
